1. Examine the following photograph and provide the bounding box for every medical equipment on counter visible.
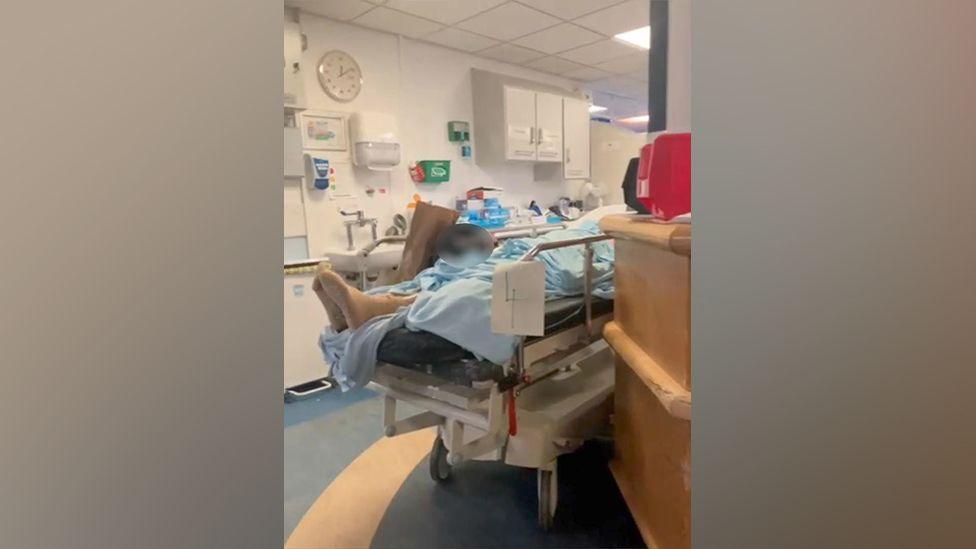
[548,197,581,221]
[467,186,503,200]
[458,198,510,229]
[350,112,400,171]
[364,229,615,531]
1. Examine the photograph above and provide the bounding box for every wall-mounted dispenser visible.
[448,120,472,158]
[349,112,400,171]
[303,153,333,190]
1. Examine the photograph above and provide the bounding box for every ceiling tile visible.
[594,52,647,74]
[518,0,625,20]
[456,3,561,41]
[478,43,546,64]
[628,68,648,82]
[512,23,603,55]
[422,27,500,52]
[286,0,376,21]
[563,66,613,82]
[523,56,587,75]
[557,39,639,66]
[384,0,507,25]
[590,75,646,98]
[573,0,650,37]
[352,6,445,38]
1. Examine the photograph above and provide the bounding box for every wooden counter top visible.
[599,214,691,256]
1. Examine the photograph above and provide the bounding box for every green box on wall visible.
[418,160,450,183]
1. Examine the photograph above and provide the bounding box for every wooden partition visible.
[600,214,691,549]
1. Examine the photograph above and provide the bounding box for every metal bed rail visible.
[519,233,614,339]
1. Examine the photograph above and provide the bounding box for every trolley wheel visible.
[537,468,555,531]
[429,436,452,483]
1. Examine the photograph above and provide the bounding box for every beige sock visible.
[316,266,416,330]
[313,262,348,332]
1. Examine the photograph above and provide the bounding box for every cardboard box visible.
[466,186,503,200]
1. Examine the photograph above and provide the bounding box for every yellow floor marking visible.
[285,427,436,549]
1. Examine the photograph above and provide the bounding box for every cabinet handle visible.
[537,127,543,143]
[529,127,535,144]
[565,147,570,163]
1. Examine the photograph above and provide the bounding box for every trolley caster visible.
[429,436,452,483]
[537,467,557,531]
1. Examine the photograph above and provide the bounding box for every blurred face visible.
[437,224,493,268]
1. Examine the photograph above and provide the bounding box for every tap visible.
[340,209,378,250]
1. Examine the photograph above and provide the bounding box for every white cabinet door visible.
[562,97,590,179]
[535,92,564,163]
[504,86,538,161]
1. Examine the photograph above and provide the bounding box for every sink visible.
[322,242,405,275]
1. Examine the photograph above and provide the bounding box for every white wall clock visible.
[316,50,362,103]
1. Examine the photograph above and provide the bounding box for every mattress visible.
[375,296,613,386]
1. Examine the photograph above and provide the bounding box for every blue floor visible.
[284,386,383,540]
[372,441,644,548]
[284,386,644,548]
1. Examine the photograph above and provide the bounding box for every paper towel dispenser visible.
[349,112,400,171]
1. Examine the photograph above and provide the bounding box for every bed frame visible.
[366,233,614,530]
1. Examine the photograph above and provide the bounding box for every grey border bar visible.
[649,0,669,132]
[693,1,976,547]
[0,1,283,547]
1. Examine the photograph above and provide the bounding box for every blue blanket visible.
[320,222,614,390]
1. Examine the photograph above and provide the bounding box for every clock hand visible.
[338,65,346,77]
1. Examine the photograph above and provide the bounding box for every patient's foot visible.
[316,265,416,330]
[313,262,347,332]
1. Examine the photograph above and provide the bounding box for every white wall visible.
[294,13,582,256]
[584,121,648,205]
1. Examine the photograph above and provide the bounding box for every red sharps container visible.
[636,132,691,220]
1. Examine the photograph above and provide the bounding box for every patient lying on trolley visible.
[314,221,615,391]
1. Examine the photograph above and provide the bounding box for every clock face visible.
[316,50,362,103]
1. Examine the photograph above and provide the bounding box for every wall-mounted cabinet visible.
[472,69,588,178]
[498,86,563,163]
[562,97,591,179]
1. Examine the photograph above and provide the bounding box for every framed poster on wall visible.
[299,110,348,151]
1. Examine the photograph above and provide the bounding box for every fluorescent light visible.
[614,26,650,50]
[618,114,650,124]
[588,105,608,113]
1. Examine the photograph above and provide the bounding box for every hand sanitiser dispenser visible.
[303,154,333,190]
[349,112,400,171]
